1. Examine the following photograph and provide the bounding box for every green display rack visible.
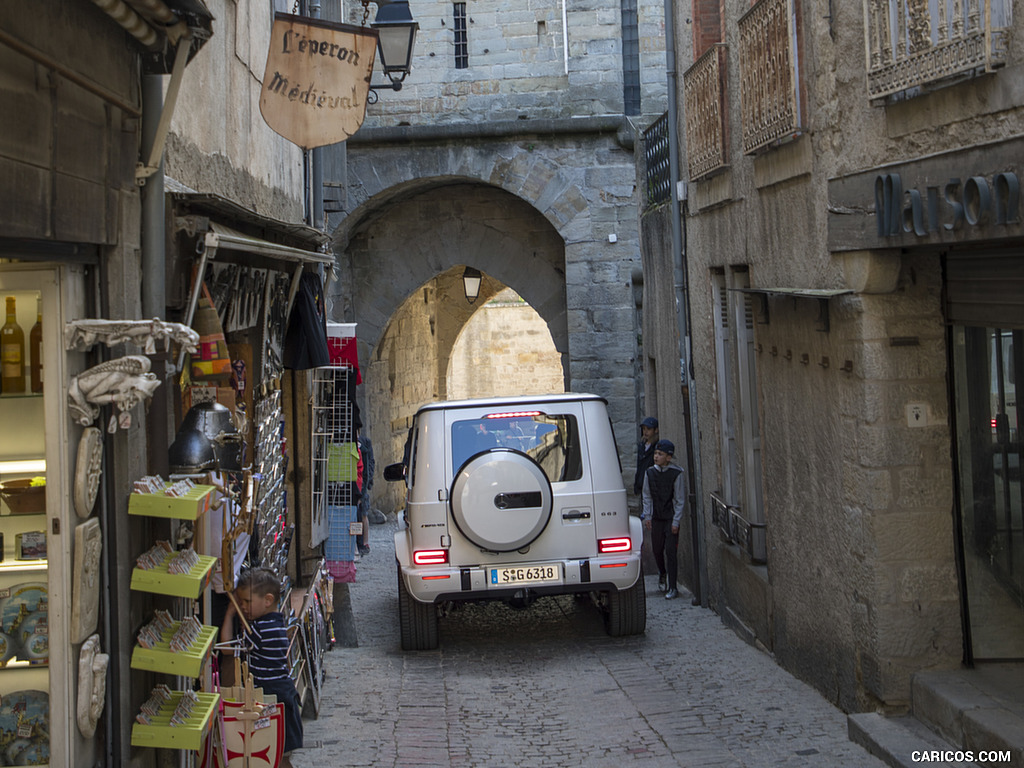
[130,553,217,598]
[130,691,220,750]
[131,623,218,678]
[128,484,215,520]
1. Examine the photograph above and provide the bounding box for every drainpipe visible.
[664,0,707,606]
[142,73,170,476]
[309,0,325,230]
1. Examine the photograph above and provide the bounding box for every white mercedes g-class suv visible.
[383,393,646,650]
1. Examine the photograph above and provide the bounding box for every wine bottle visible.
[1,297,26,394]
[29,296,42,393]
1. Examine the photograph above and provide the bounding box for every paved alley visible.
[290,521,886,768]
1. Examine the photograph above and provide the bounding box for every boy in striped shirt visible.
[222,567,303,765]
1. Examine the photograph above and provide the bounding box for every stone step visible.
[912,666,1024,764]
[848,712,978,768]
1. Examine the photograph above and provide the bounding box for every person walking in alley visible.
[641,439,685,600]
[632,416,659,495]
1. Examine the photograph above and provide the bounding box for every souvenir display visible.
[0,689,49,764]
[73,426,103,518]
[77,634,109,739]
[14,532,45,560]
[67,354,161,428]
[0,479,45,516]
[71,518,102,644]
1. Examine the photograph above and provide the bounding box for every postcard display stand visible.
[128,481,220,754]
[311,365,356,557]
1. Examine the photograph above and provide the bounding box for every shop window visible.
[952,325,1024,660]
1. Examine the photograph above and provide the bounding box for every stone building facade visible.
[2,1,326,763]
[325,0,668,486]
[640,0,1024,713]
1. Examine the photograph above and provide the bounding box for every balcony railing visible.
[865,0,1011,99]
[738,0,802,155]
[710,491,767,564]
[643,112,671,208]
[683,44,728,181]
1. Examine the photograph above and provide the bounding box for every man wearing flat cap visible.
[633,416,660,496]
[641,439,686,600]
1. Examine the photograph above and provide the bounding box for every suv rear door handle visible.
[562,510,591,520]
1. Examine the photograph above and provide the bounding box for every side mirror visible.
[383,462,406,482]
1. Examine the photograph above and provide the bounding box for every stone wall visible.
[345,0,667,127]
[631,0,1023,711]
[331,129,644,495]
[447,289,565,400]
[166,0,305,223]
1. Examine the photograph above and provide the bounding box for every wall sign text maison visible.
[260,14,377,150]
[876,172,1020,237]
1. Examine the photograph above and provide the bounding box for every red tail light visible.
[413,549,448,565]
[598,537,631,553]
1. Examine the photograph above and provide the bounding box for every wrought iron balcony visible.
[683,44,728,181]
[738,0,803,155]
[865,0,1012,100]
[710,491,767,564]
[643,112,672,208]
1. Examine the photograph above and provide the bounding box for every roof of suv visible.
[415,392,608,415]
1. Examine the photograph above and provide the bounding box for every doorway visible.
[951,325,1024,659]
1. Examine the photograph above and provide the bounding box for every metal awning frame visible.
[732,287,853,332]
[177,222,335,371]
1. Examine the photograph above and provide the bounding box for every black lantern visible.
[372,0,418,90]
[462,267,482,304]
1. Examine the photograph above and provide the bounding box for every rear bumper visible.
[400,554,642,605]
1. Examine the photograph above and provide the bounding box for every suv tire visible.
[398,563,439,650]
[449,448,553,552]
[605,566,647,637]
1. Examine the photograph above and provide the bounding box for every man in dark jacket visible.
[641,439,686,600]
[632,416,659,495]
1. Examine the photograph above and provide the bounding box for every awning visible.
[731,287,853,332]
[178,224,334,371]
[732,287,853,300]
[206,223,334,267]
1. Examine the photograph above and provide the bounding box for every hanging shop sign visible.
[259,13,378,149]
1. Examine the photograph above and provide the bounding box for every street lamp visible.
[462,267,482,304]
[371,0,418,91]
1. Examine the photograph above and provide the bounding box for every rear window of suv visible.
[451,413,583,483]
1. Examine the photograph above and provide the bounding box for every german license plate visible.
[490,564,560,586]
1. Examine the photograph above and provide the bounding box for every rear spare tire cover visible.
[450,449,553,552]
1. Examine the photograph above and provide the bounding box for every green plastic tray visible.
[131,623,218,678]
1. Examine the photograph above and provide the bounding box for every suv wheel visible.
[397,563,439,650]
[604,567,647,637]
[450,449,553,552]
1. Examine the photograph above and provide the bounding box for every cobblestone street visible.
[291,521,885,768]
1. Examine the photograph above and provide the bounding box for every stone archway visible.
[332,182,569,495]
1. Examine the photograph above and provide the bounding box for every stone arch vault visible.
[327,128,641,490]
